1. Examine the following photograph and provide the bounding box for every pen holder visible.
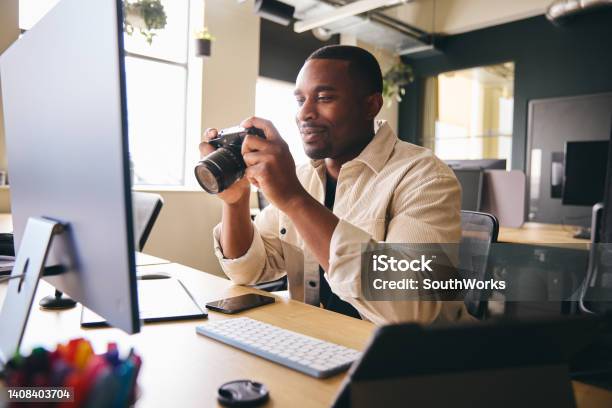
[0,338,142,407]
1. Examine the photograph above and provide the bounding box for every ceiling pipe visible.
[314,0,429,41]
[293,0,410,33]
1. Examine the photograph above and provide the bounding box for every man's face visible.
[294,59,373,160]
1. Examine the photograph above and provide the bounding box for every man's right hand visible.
[199,128,250,205]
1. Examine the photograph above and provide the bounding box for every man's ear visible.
[364,93,383,120]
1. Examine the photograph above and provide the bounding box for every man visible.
[200,45,467,325]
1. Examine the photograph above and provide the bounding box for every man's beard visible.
[303,143,332,160]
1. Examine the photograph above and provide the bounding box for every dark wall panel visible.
[399,9,612,170]
[259,19,339,84]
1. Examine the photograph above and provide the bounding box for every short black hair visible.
[306,45,382,95]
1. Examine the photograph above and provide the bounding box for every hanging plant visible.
[123,0,167,45]
[194,28,215,57]
[382,62,414,107]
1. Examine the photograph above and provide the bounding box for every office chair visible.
[459,210,499,319]
[132,191,164,251]
[253,190,288,292]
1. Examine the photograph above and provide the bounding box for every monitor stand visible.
[0,217,65,366]
[39,289,76,310]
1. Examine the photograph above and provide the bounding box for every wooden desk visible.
[499,222,590,246]
[1,263,373,407]
[1,263,610,407]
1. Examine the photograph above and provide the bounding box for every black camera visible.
[195,126,265,194]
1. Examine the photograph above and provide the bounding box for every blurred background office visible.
[0,0,611,298]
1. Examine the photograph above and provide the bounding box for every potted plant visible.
[123,0,167,45]
[382,61,414,106]
[194,28,215,57]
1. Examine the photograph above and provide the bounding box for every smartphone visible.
[205,293,275,314]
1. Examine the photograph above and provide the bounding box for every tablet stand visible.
[0,217,65,365]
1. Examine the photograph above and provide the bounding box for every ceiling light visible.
[254,0,295,26]
[311,27,332,41]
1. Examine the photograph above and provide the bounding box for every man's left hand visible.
[240,116,308,213]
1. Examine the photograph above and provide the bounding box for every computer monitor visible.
[601,128,612,243]
[0,0,139,333]
[580,123,612,314]
[562,140,610,206]
[445,159,507,170]
[453,169,483,212]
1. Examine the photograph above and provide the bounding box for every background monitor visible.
[562,140,610,206]
[0,0,139,333]
[604,124,612,243]
[445,159,507,170]
[453,169,484,212]
[579,124,612,317]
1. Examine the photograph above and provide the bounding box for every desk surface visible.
[498,222,590,246]
[1,263,611,407]
[1,263,374,407]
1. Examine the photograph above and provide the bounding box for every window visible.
[19,0,202,186]
[422,63,515,168]
[19,0,59,30]
[255,77,308,165]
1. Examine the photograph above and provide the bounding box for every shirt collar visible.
[309,120,397,175]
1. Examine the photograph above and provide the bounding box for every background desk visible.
[1,262,611,407]
[499,222,589,245]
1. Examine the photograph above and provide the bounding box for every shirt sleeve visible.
[325,175,467,325]
[212,203,287,285]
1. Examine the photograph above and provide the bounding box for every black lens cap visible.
[217,379,269,407]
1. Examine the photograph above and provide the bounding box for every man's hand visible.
[240,117,308,213]
[199,128,250,205]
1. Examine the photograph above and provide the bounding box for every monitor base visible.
[39,290,76,310]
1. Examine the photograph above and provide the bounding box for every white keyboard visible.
[196,317,362,378]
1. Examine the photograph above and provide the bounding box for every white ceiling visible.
[383,0,550,35]
[285,0,551,35]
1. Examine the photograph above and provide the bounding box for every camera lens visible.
[195,162,220,194]
[194,147,245,194]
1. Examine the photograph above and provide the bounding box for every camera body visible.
[195,126,265,194]
[207,126,264,150]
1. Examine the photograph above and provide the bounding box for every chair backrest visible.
[132,192,164,251]
[459,210,499,319]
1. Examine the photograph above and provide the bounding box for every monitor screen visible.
[453,169,484,212]
[0,0,139,334]
[603,124,612,243]
[562,141,610,206]
[445,159,507,170]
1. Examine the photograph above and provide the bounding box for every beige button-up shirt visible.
[213,120,469,325]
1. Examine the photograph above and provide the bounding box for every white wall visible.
[0,0,20,172]
[201,0,260,130]
[137,188,225,276]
